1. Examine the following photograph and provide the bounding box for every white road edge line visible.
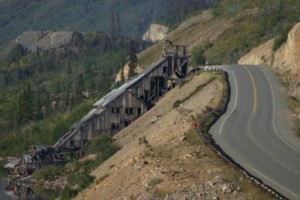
[262,69,300,155]
[219,70,238,134]
[243,162,299,198]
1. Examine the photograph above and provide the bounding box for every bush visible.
[32,166,64,181]
[61,185,78,200]
[7,44,27,63]
[138,136,148,145]
[67,172,95,189]
[88,134,118,154]
[60,134,120,199]
[192,47,206,65]
[148,178,163,189]
[173,100,182,108]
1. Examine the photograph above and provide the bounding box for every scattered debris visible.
[4,146,64,176]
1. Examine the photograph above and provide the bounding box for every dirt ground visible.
[74,72,259,200]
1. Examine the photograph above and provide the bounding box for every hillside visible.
[0,32,136,156]
[137,0,300,67]
[0,0,218,49]
[75,71,271,199]
[0,0,219,156]
[0,0,300,199]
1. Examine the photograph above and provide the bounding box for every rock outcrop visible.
[16,31,73,53]
[115,64,143,82]
[142,24,169,42]
[0,31,73,60]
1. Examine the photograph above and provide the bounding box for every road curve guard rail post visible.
[196,71,287,200]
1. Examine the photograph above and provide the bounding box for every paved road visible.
[209,65,300,200]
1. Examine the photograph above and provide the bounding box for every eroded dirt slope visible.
[75,72,255,200]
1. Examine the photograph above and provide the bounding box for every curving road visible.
[209,65,300,200]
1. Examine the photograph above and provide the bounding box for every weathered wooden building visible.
[4,146,63,176]
[53,40,189,155]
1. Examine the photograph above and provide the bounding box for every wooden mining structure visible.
[53,40,189,156]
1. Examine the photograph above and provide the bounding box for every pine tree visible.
[34,92,44,120]
[24,83,34,121]
[97,66,110,93]
[110,11,116,41]
[66,61,73,75]
[128,40,138,78]
[116,11,121,38]
[17,83,34,125]
[74,73,85,103]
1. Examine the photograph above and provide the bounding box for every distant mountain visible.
[0,0,219,49]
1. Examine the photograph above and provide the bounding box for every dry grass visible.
[137,10,235,68]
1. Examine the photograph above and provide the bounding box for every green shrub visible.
[32,165,64,181]
[67,172,95,189]
[138,136,148,145]
[60,134,120,199]
[191,47,206,65]
[88,134,117,154]
[61,185,78,200]
[148,178,163,189]
[173,100,182,108]
[7,44,27,63]
[179,78,192,88]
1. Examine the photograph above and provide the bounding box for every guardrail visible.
[196,71,287,200]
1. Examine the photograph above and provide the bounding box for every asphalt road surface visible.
[209,65,300,200]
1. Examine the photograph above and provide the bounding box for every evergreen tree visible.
[74,73,85,103]
[17,83,34,126]
[23,83,34,122]
[66,62,73,75]
[34,92,44,120]
[97,66,110,93]
[7,44,27,63]
[44,91,52,117]
[116,11,121,38]
[110,11,116,41]
[128,40,138,78]
[16,91,25,127]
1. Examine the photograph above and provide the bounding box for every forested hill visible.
[0,0,219,49]
[0,32,137,156]
[0,0,219,156]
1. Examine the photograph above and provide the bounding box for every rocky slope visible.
[142,24,169,42]
[75,72,270,200]
[138,10,235,67]
[75,9,298,200]
[0,31,73,60]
